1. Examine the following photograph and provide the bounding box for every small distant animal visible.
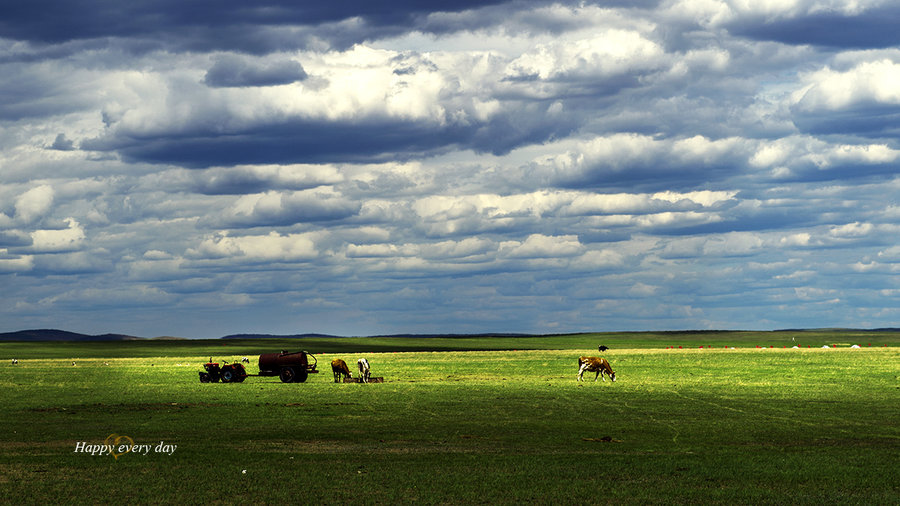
[357,358,370,383]
[11,359,17,365]
[577,356,616,382]
[598,345,609,352]
[72,361,76,367]
[241,357,250,364]
[331,359,352,383]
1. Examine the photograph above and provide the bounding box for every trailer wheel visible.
[296,369,309,383]
[221,369,234,383]
[279,367,296,383]
[199,372,211,383]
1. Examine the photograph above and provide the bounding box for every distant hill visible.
[3,328,898,342]
[370,333,533,339]
[220,333,342,339]
[220,332,534,339]
[0,329,142,341]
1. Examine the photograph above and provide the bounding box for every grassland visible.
[2,329,897,358]
[1,332,898,504]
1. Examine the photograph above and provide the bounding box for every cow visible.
[331,358,352,383]
[577,356,616,382]
[241,357,250,364]
[11,358,17,365]
[357,358,370,383]
[598,345,609,352]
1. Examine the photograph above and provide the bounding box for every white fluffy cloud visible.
[499,234,584,258]
[223,188,360,226]
[190,231,319,262]
[506,29,665,81]
[793,59,900,112]
[791,59,900,136]
[29,218,85,252]
[15,185,54,223]
[0,250,34,272]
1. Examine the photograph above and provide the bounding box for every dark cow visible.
[331,358,352,383]
[577,356,616,382]
[598,345,609,352]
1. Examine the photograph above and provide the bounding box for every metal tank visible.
[257,350,318,383]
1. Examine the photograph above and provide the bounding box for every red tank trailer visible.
[258,350,319,383]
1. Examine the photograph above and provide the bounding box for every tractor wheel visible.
[221,369,234,383]
[199,372,211,383]
[279,367,295,383]
[296,369,309,383]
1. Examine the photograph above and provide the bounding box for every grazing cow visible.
[357,358,370,383]
[11,358,18,365]
[598,345,609,352]
[331,358,352,383]
[241,357,250,364]
[577,356,616,382]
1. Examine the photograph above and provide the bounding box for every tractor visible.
[198,358,248,383]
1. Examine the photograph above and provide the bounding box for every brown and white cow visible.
[577,356,616,382]
[331,358,352,383]
[357,358,370,383]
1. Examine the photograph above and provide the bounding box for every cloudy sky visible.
[2,0,899,338]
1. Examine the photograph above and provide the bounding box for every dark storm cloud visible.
[203,55,307,88]
[792,106,900,139]
[552,159,740,193]
[83,99,578,167]
[0,0,544,52]
[0,231,32,248]
[0,64,89,120]
[49,133,75,151]
[84,118,475,167]
[419,0,662,37]
[730,5,900,49]
[185,167,340,195]
[522,135,757,193]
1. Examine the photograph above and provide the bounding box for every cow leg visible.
[577,363,587,381]
[594,370,600,381]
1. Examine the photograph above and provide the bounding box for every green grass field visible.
[1,333,898,504]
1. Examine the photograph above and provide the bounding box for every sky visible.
[1,0,900,338]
